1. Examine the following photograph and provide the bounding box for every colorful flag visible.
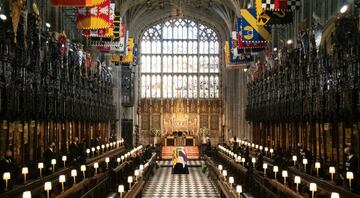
[76,0,111,29]
[256,0,295,26]
[240,8,272,42]
[51,0,106,7]
[81,3,115,37]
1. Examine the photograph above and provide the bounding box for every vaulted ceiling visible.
[116,0,248,40]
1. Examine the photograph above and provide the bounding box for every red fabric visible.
[275,0,288,10]
[237,32,267,49]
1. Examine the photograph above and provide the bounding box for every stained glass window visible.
[140,19,220,99]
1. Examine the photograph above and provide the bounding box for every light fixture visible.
[315,162,321,176]
[218,164,223,173]
[252,158,256,168]
[287,39,293,45]
[117,157,121,166]
[51,159,56,173]
[294,176,301,192]
[62,156,67,168]
[3,172,10,191]
[244,68,248,72]
[302,158,308,172]
[222,170,228,178]
[118,185,125,198]
[44,182,52,198]
[86,149,90,158]
[81,165,86,179]
[241,157,246,166]
[236,185,242,197]
[329,166,335,181]
[71,169,77,184]
[59,175,66,192]
[259,146,263,151]
[292,155,297,166]
[134,170,140,181]
[273,166,279,179]
[38,163,44,177]
[91,147,95,156]
[309,183,317,198]
[340,4,348,13]
[22,191,32,198]
[330,192,340,198]
[282,170,288,185]
[273,47,278,52]
[45,22,51,28]
[0,14,6,21]
[229,176,234,188]
[263,163,268,177]
[94,162,99,175]
[346,171,354,190]
[270,148,274,155]
[105,157,110,169]
[22,167,28,184]
[101,145,105,153]
[128,176,133,189]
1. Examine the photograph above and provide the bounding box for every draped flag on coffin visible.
[240,8,272,43]
[172,147,187,168]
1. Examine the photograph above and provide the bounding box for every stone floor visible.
[142,166,221,198]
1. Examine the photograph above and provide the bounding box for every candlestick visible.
[86,149,90,158]
[302,159,308,172]
[71,169,77,184]
[3,172,10,191]
[118,185,124,198]
[263,163,268,177]
[218,165,223,173]
[62,156,67,168]
[329,166,335,181]
[128,176,133,189]
[22,167,28,184]
[117,157,121,166]
[309,183,317,198]
[229,176,234,189]
[251,158,256,168]
[315,162,321,176]
[51,159,56,173]
[59,175,66,192]
[105,157,110,169]
[94,163,99,175]
[294,176,301,192]
[273,166,278,179]
[135,170,140,181]
[282,170,288,185]
[44,182,52,198]
[38,162,44,177]
[81,165,86,179]
[330,192,340,198]
[101,145,105,153]
[292,155,297,166]
[22,191,32,198]
[91,147,95,156]
[346,171,354,191]
[236,185,242,198]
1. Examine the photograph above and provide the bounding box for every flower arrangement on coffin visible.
[149,128,162,145]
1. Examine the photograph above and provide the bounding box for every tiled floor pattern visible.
[157,160,205,167]
[142,167,221,198]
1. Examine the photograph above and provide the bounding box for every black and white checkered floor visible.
[142,167,221,198]
[157,160,205,167]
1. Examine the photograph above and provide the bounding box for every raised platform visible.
[161,146,199,159]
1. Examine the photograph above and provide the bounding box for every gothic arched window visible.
[140,18,220,99]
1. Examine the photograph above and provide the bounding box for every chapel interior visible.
[0,0,360,197]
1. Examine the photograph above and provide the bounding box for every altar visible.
[163,132,195,147]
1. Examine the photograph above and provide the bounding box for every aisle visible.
[142,166,221,198]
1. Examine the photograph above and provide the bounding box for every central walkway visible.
[142,163,221,198]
